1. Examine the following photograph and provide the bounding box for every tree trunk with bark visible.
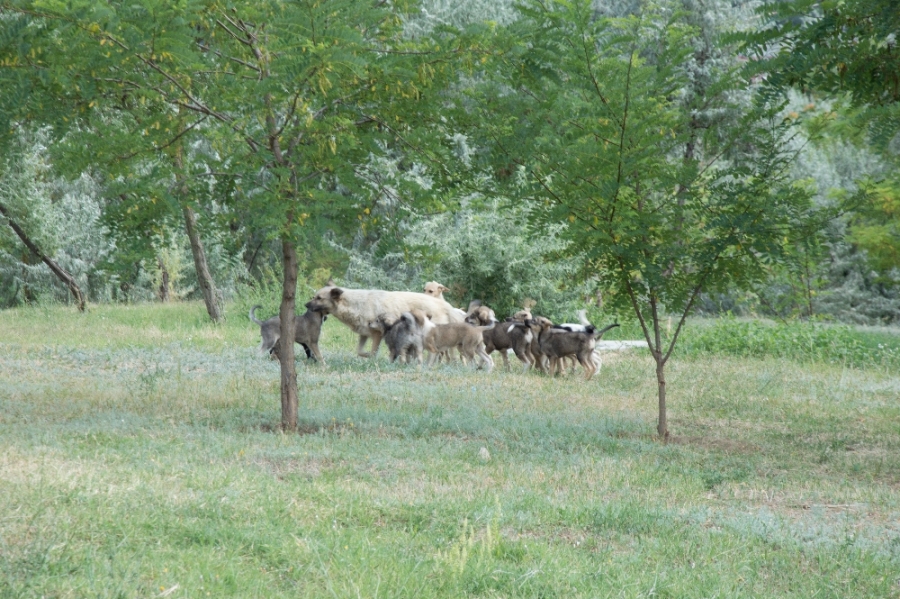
[655,360,668,441]
[173,146,223,323]
[157,256,170,302]
[183,205,223,322]
[279,238,299,430]
[0,202,86,311]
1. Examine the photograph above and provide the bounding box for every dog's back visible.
[307,286,464,337]
[537,321,619,379]
[424,321,496,372]
[383,312,426,364]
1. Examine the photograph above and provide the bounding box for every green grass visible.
[1,301,899,598]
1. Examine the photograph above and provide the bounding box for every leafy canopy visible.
[483,0,814,345]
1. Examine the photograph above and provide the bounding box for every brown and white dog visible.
[306,286,463,358]
[466,304,534,372]
[535,320,620,380]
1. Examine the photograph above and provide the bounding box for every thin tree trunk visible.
[173,146,223,323]
[656,360,668,442]
[650,298,669,442]
[157,256,171,302]
[0,202,86,311]
[183,205,223,322]
[279,237,299,431]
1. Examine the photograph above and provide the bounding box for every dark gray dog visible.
[249,305,327,364]
[370,309,432,365]
[465,304,534,372]
[536,320,619,380]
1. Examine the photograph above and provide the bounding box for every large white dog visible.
[305,286,464,358]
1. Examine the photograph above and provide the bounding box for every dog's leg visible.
[519,343,535,372]
[300,342,313,360]
[512,344,531,372]
[579,353,596,380]
[356,335,371,357]
[309,342,326,366]
[369,330,384,359]
[260,333,279,356]
[457,344,471,367]
[479,348,494,374]
[550,356,561,376]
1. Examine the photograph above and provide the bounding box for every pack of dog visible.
[253,281,620,381]
[534,319,620,380]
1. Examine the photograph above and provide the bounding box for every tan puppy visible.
[424,321,496,373]
[423,281,451,299]
[306,286,463,358]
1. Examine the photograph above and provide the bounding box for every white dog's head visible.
[423,281,450,299]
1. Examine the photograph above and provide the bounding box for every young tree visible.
[481,0,815,438]
[1,0,469,428]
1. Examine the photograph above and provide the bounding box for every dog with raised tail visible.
[369,309,434,366]
[535,319,620,380]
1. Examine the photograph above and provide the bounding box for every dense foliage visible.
[0,0,895,325]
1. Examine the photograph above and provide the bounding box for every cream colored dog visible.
[306,285,464,358]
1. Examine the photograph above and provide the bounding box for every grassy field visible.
[1,301,899,598]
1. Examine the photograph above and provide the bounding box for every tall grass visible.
[679,315,900,369]
[1,302,898,598]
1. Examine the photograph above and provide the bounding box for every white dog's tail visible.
[249,305,266,325]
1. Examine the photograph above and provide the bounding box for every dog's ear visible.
[439,284,449,293]
[329,287,344,300]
